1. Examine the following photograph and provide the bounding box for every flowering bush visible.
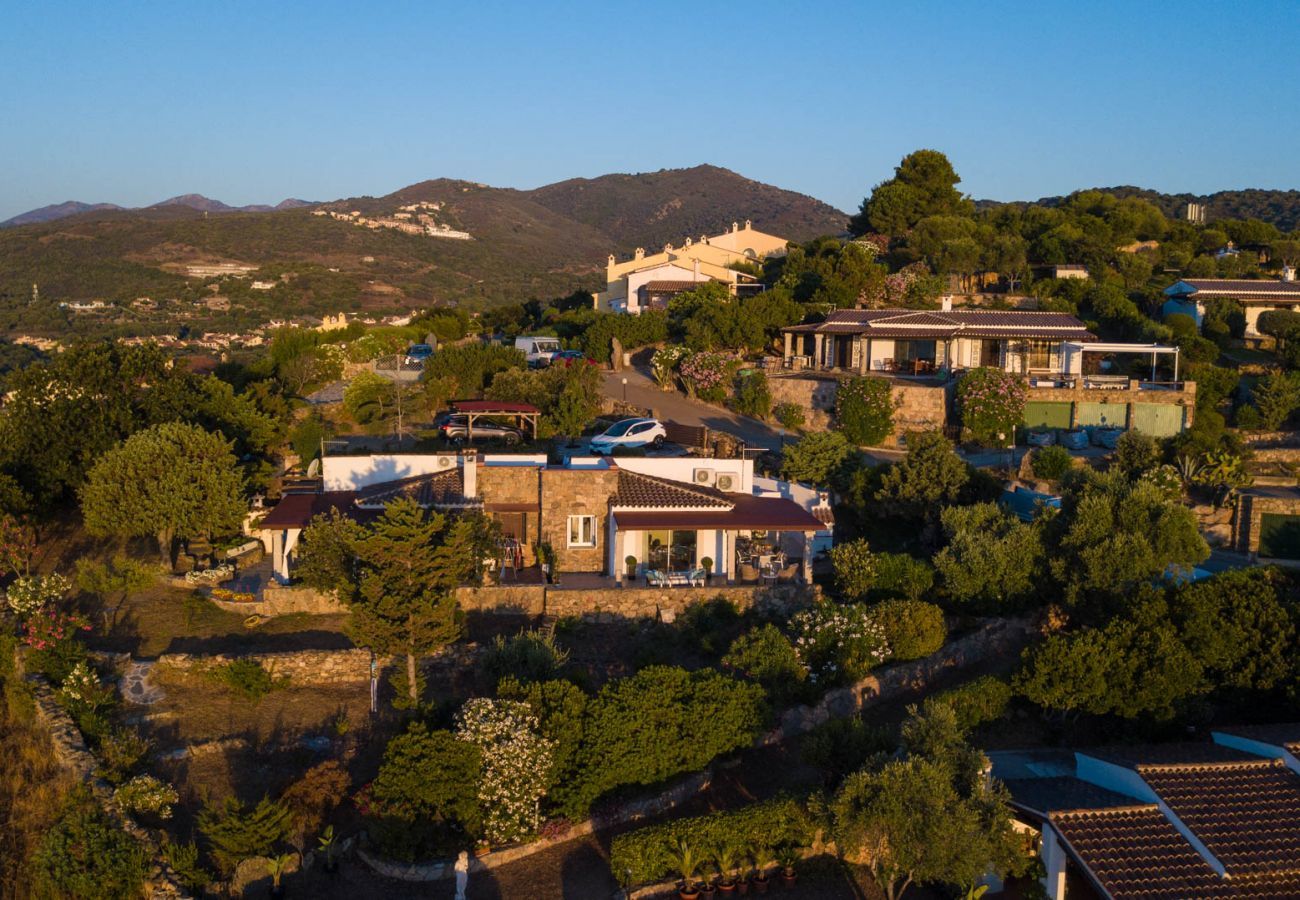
[21,609,92,652]
[5,572,72,618]
[185,564,234,584]
[59,660,116,716]
[788,602,890,685]
[836,376,896,446]
[0,513,37,579]
[1140,464,1184,501]
[651,346,688,390]
[454,698,555,845]
[210,588,257,603]
[679,352,733,403]
[114,775,179,820]
[956,367,1027,447]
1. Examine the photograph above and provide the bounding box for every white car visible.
[589,418,667,454]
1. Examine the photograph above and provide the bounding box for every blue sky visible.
[1,0,1297,221]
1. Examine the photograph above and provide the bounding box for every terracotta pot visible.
[718,880,737,894]
[736,876,751,895]
[700,883,718,899]
[780,867,797,887]
[752,874,770,894]
[679,885,700,900]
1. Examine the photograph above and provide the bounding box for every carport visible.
[449,400,541,442]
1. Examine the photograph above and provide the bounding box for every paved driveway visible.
[601,368,787,451]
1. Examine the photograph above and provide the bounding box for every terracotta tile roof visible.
[1085,742,1261,770]
[1138,760,1300,877]
[259,491,363,529]
[354,470,472,508]
[612,470,732,510]
[613,493,826,531]
[642,280,707,292]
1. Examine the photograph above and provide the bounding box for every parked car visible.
[404,344,434,365]
[438,415,523,445]
[590,417,667,454]
[515,335,562,368]
[549,349,591,367]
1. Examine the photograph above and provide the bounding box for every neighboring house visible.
[993,726,1300,898]
[596,220,789,314]
[259,451,826,585]
[781,306,1098,375]
[1051,264,1089,280]
[1163,273,1300,336]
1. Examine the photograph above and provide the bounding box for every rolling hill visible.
[978,186,1300,232]
[0,166,849,337]
[1,195,316,227]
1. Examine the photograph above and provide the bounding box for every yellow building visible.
[596,220,790,314]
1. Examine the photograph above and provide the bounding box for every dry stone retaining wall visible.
[765,374,949,445]
[545,583,811,621]
[154,644,480,686]
[210,583,348,617]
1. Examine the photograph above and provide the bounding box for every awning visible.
[612,494,825,531]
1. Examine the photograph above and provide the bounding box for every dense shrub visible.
[780,431,853,487]
[869,552,934,602]
[679,351,734,403]
[869,599,946,661]
[722,625,807,706]
[280,760,351,841]
[497,677,589,817]
[481,630,570,686]
[788,602,890,685]
[956,367,1026,446]
[207,659,287,701]
[928,676,1013,730]
[33,787,148,899]
[836,376,896,446]
[934,503,1045,612]
[801,718,896,786]
[1031,445,1073,481]
[197,796,293,875]
[580,310,669,363]
[773,402,806,431]
[573,666,765,816]
[830,539,877,601]
[609,796,813,888]
[455,699,554,845]
[732,371,772,419]
[1113,430,1160,478]
[423,342,526,396]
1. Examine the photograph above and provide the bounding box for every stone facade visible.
[479,464,542,565]
[1233,487,1300,555]
[540,467,620,572]
[765,373,949,445]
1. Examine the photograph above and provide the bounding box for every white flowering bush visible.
[5,572,72,617]
[114,775,179,819]
[59,660,115,715]
[788,602,890,686]
[184,564,234,584]
[454,698,554,845]
[651,346,688,389]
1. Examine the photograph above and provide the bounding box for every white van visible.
[515,335,562,368]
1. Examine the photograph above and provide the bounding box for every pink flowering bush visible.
[679,352,733,403]
[956,367,1028,447]
[22,609,92,652]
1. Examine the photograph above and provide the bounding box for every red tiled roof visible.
[613,493,825,531]
[1138,760,1300,877]
[450,400,540,414]
[259,492,360,529]
[355,470,471,508]
[612,470,731,509]
[642,280,708,292]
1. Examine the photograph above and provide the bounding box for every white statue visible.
[454,850,469,900]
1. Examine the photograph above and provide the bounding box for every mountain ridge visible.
[3,195,316,227]
[977,185,1300,232]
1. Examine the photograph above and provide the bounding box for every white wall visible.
[625,263,702,314]
[322,453,457,492]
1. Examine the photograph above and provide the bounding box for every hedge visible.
[930,676,1012,730]
[609,796,813,888]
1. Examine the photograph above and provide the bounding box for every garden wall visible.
[153,644,480,686]
[209,583,347,617]
[765,374,948,445]
[544,583,811,621]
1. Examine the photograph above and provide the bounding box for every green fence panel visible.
[1259,513,1300,560]
[1129,402,1185,437]
[1075,401,1127,429]
[1022,401,1073,430]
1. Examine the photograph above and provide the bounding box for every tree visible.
[343,370,398,428]
[33,788,148,899]
[830,539,877,601]
[852,150,973,236]
[197,796,293,875]
[934,503,1044,612]
[874,431,970,522]
[368,723,482,857]
[1169,569,1296,691]
[1113,430,1161,479]
[1253,371,1300,430]
[74,554,154,631]
[780,431,853,487]
[80,422,246,564]
[836,377,896,446]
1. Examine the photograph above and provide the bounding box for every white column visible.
[1041,826,1068,900]
[612,527,626,584]
[783,331,793,362]
[802,533,814,582]
[813,333,825,369]
[272,530,289,583]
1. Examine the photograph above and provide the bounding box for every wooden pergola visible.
[449,400,541,442]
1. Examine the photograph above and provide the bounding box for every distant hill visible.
[526,164,848,250]
[2,195,317,227]
[978,186,1300,232]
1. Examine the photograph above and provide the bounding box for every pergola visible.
[1061,342,1181,382]
[449,400,541,442]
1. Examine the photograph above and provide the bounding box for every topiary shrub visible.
[608,796,813,889]
[956,367,1027,447]
[1031,445,1073,482]
[869,599,946,661]
[835,376,896,446]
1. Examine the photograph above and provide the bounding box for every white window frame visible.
[567,515,597,548]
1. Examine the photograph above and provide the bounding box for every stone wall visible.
[1233,488,1300,555]
[455,584,547,616]
[540,467,621,572]
[544,583,811,621]
[765,374,949,445]
[209,583,347,617]
[154,644,480,686]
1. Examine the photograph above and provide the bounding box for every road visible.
[601,367,788,451]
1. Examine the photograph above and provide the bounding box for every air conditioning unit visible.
[437,456,453,468]
[716,473,737,492]
[693,468,716,486]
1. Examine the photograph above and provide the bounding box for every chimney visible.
[634,247,645,261]
[694,258,701,280]
[664,242,673,254]
[744,219,752,230]
[1283,265,1296,283]
[461,449,477,499]
[941,295,953,312]
[684,236,692,247]
[731,221,739,233]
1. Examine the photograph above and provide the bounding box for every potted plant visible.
[667,837,703,900]
[714,840,743,894]
[749,846,773,894]
[701,557,714,584]
[625,555,638,579]
[317,826,338,874]
[267,853,295,899]
[775,845,799,888]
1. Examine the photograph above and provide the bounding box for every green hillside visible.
[980,186,1300,232]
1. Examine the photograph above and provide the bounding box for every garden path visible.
[118,659,164,705]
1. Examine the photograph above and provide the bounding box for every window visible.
[567,515,596,548]
[1028,340,1057,370]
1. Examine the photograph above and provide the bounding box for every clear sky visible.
[1,0,1297,221]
